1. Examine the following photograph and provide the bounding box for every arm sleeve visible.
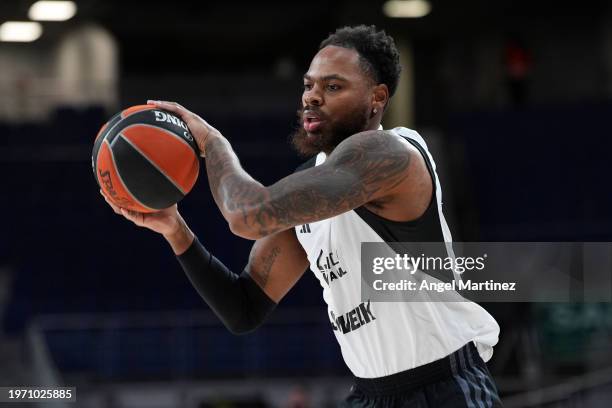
[176,237,277,334]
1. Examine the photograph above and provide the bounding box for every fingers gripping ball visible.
[92,104,200,212]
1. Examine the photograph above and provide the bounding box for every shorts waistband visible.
[353,342,484,397]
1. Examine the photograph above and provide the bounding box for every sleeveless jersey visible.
[294,127,500,378]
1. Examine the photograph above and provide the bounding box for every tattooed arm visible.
[205,130,412,239]
[147,101,414,240]
[245,228,309,302]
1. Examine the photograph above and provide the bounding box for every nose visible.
[303,86,323,107]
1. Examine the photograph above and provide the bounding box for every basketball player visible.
[103,25,503,407]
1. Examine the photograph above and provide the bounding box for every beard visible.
[290,104,370,157]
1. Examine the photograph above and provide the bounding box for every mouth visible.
[303,110,324,133]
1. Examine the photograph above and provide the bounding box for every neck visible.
[366,121,382,131]
[322,117,383,155]
[366,114,382,131]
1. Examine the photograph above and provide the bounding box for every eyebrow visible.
[303,74,349,82]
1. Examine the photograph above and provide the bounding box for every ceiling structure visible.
[1,0,608,75]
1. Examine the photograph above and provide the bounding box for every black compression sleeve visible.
[176,238,277,334]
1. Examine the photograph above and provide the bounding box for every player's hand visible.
[147,99,221,157]
[100,190,181,237]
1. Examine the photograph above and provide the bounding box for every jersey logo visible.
[329,301,376,334]
[299,224,311,233]
[316,249,348,286]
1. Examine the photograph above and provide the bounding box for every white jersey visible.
[294,127,500,378]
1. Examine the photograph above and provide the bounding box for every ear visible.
[371,84,389,113]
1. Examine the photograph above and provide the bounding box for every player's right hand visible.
[100,189,182,237]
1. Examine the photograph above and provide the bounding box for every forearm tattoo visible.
[248,246,281,288]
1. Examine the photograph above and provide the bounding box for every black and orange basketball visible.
[92,104,200,213]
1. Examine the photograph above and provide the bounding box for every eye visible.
[303,83,313,91]
[327,83,341,91]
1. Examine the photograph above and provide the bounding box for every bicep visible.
[246,228,309,302]
[266,131,411,225]
[234,131,412,239]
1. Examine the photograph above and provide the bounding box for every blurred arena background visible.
[1,0,612,406]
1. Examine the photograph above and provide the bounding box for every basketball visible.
[92,104,200,212]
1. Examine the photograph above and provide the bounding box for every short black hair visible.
[319,25,401,98]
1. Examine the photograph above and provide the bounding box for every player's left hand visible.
[147,100,221,157]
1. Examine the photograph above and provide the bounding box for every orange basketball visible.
[92,104,200,212]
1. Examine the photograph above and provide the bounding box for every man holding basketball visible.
[103,25,503,407]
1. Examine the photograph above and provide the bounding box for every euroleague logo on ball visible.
[153,110,194,142]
